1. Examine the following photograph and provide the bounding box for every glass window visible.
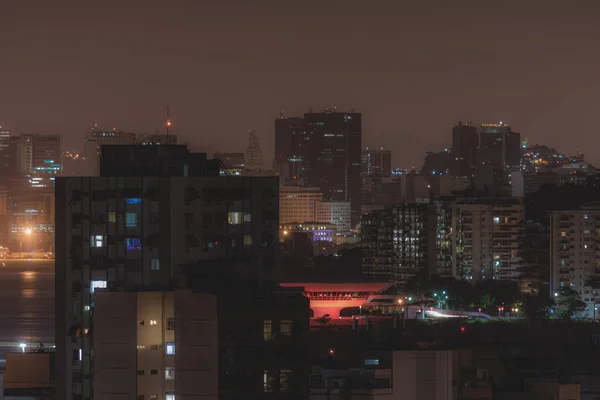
[244,213,252,222]
[108,212,116,223]
[151,259,160,271]
[165,367,175,380]
[166,342,175,355]
[126,198,142,205]
[166,318,175,330]
[364,359,380,365]
[126,213,138,227]
[149,320,157,325]
[90,280,107,293]
[90,235,104,248]
[127,238,142,250]
[165,393,175,400]
[263,320,272,341]
[280,370,291,393]
[280,320,292,336]
[228,212,242,225]
[263,370,273,392]
[244,235,253,246]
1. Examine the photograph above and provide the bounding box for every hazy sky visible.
[1,1,599,168]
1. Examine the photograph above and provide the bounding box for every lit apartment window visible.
[280,370,291,393]
[90,280,107,293]
[150,395,158,400]
[263,370,273,392]
[150,320,157,325]
[127,237,142,250]
[165,367,175,380]
[108,212,116,223]
[126,198,142,205]
[244,235,253,246]
[228,212,242,225]
[166,342,175,355]
[280,320,292,336]
[165,394,175,400]
[151,259,160,271]
[125,212,138,227]
[244,213,252,222]
[90,235,104,248]
[263,320,272,341]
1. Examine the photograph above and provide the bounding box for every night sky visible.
[2,1,599,168]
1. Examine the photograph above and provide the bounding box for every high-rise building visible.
[477,122,521,171]
[361,148,392,177]
[55,145,280,400]
[360,209,394,280]
[451,121,478,177]
[392,203,438,282]
[93,291,218,399]
[213,152,245,176]
[274,116,309,184]
[454,197,523,281]
[279,186,323,224]
[84,129,137,176]
[245,129,263,171]
[550,203,600,319]
[304,110,362,226]
[316,200,352,233]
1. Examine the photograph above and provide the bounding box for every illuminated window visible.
[280,370,291,392]
[151,259,160,271]
[263,370,273,392]
[90,280,107,293]
[364,359,379,365]
[280,320,292,336]
[126,198,142,205]
[228,212,242,225]
[263,320,272,341]
[150,320,157,326]
[90,235,104,248]
[166,342,175,355]
[165,367,175,380]
[165,393,175,400]
[108,212,116,223]
[244,235,253,246]
[125,213,138,227]
[244,213,252,222]
[127,238,142,250]
[561,232,567,237]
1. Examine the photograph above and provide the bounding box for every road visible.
[0,259,54,357]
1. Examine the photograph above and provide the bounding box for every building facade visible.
[316,201,351,233]
[245,129,263,171]
[84,129,137,176]
[279,186,323,225]
[361,148,392,177]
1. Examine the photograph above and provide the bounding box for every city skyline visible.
[2,1,600,168]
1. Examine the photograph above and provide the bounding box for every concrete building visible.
[55,145,279,400]
[454,198,524,281]
[477,123,521,171]
[245,129,263,171]
[360,210,394,280]
[274,116,309,185]
[452,121,478,177]
[84,129,137,176]
[213,152,245,176]
[511,171,558,197]
[361,148,392,177]
[550,203,600,318]
[93,291,218,400]
[316,201,351,233]
[279,186,323,225]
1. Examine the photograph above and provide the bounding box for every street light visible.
[19,343,27,353]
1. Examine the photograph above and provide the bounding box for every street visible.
[0,260,54,357]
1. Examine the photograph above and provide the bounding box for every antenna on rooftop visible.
[166,106,172,139]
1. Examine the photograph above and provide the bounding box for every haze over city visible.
[2,0,600,167]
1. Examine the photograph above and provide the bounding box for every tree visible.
[523,287,554,319]
[554,287,586,320]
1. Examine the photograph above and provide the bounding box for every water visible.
[0,260,54,357]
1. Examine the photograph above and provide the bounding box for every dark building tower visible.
[361,148,392,177]
[477,122,521,171]
[304,110,362,226]
[451,121,478,177]
[274,116,309,184]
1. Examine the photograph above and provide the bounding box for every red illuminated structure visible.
[279,282,392,318]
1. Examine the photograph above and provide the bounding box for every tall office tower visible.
[84,129,137,176]
[10,134,62,188]
[360,209,394,280]
[245,129,263,171]
[454,197,523,281]
[477,122,521,171]
[392,203,438,282]
[316,200,352,233]
[550,203,600,319]
[0,128,13,186]
[55,145,280,400]
[451,121,478,177]
[361,148,392,177]
[213,152,245,176]
[93,291,218,399]
[304,110,362,227]
[279,186,323,224]
[274,116,309,184]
